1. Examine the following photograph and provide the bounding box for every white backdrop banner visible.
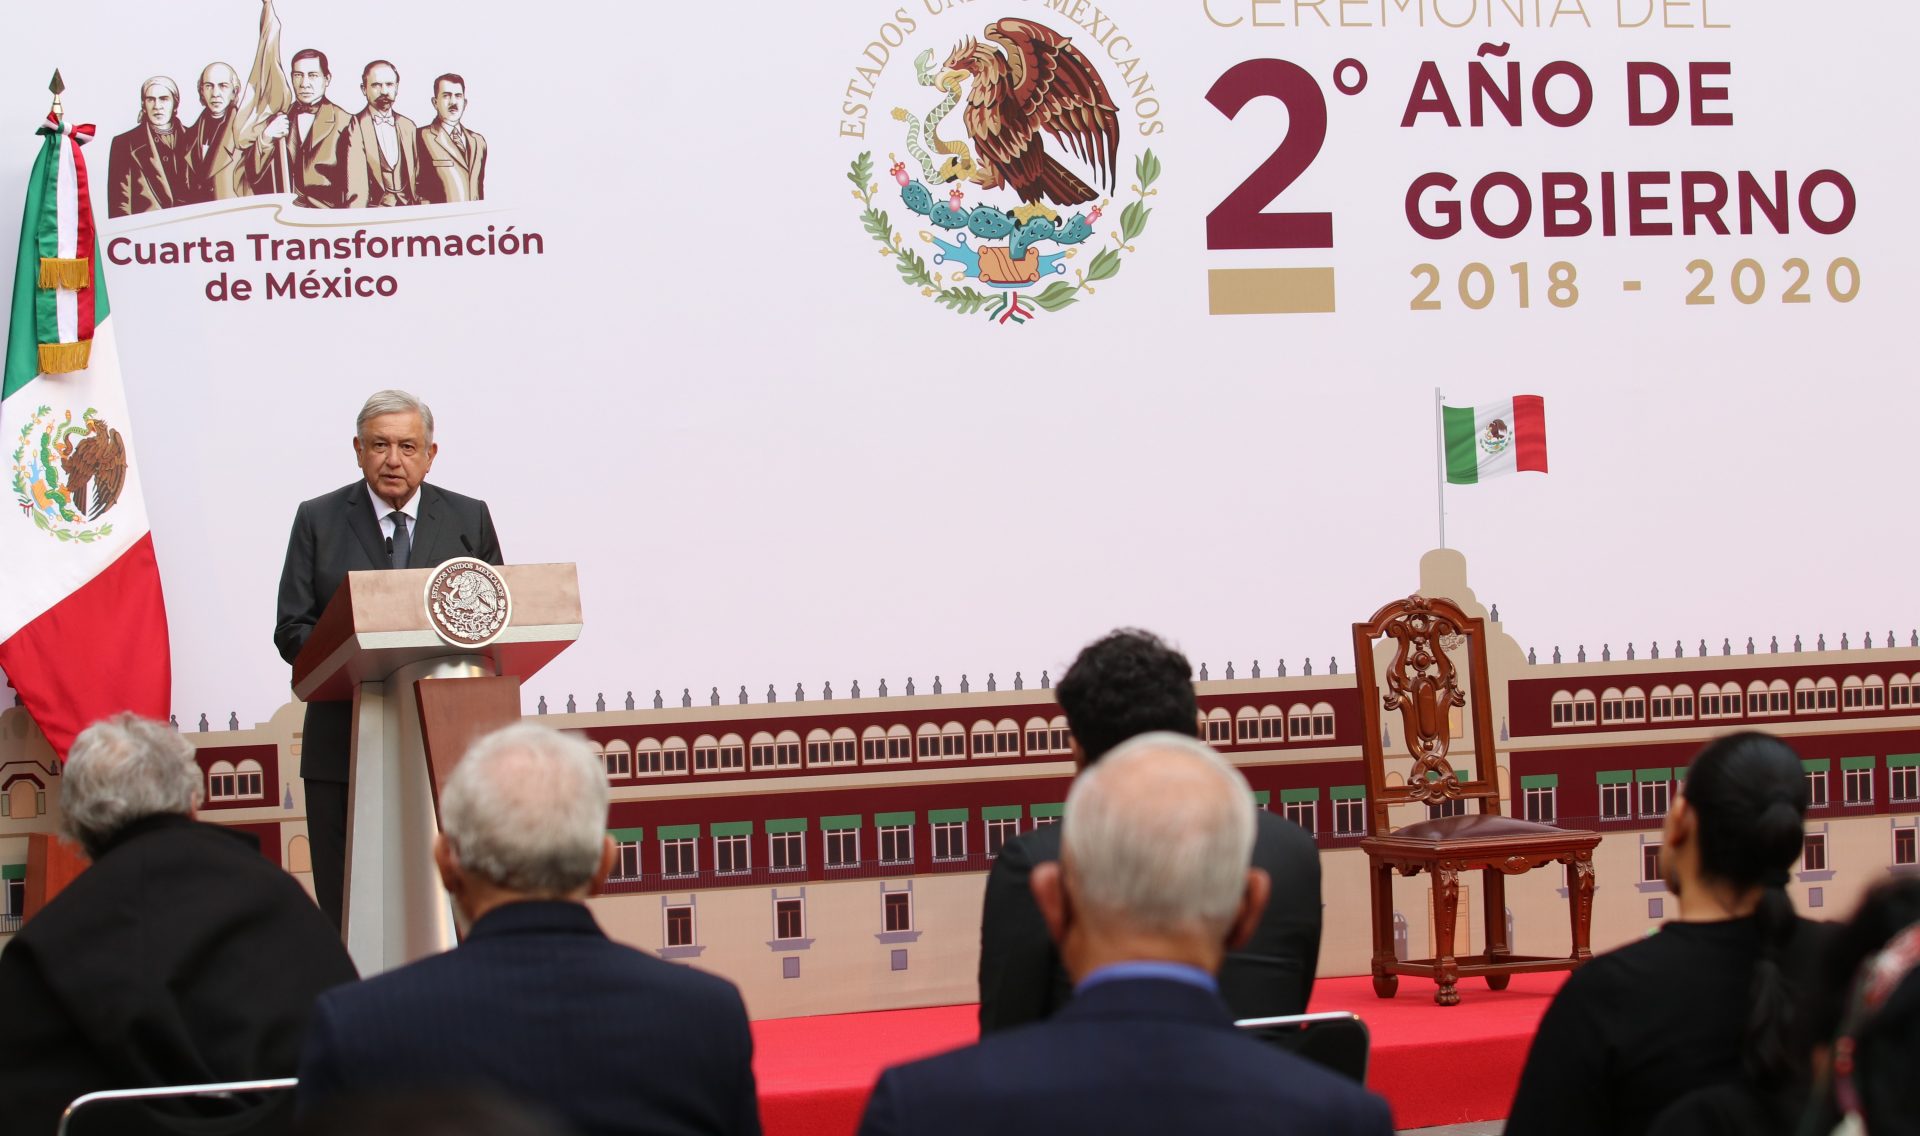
[1,0,1909,723]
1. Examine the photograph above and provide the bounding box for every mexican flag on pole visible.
[1,103,170,758]
[1443,395,1549,484]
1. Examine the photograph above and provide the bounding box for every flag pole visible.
[1433,386,1447,549]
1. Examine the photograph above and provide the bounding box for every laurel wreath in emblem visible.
[849,148,1160,325]
[11,404,120,544]
[424,557,512,648]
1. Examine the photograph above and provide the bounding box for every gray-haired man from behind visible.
[297,722,763,1136]
[0,715,357,1135]
[859,734,1393,1136]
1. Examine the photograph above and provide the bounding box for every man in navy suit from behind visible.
[979,628,1323,1031]
[857,733,1393,1136]
[297,723,762,1136]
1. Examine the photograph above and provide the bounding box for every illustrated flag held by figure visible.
[2,81,170,758]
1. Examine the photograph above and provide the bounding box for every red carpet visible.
[750,971,1567,1134]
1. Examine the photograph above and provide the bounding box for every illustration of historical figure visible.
[100,0,489,217]
[181,62,275,202]
[106,77,190,217]
[416,73,485,204]
[343,60,418,207]
[267,48,353,208]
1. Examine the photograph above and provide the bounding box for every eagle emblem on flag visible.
[1478,418,1513,458]
[11,405,125,542]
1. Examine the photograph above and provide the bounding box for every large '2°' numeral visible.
[1205,59,1332,251]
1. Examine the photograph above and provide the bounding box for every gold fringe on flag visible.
[38,340,92,374]
[38,257,90,290]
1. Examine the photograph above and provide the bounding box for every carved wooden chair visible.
[1353,594,1600,1006]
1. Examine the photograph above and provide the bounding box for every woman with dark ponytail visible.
[1507,732,1834,1136]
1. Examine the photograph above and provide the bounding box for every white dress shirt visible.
[366,484,419,544]
[371,112,399,169]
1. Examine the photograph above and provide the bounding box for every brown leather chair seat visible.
[1391,813,1566,841]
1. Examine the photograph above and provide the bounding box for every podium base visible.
[341,653,495,976]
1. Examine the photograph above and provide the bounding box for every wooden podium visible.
[291,562,581,976]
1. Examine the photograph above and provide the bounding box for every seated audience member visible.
[1798,879,1920,1136]
[860,733,1393,1136]
[1506,732,1833,1136]
[0,714,357,1135]
[978,629,1322,1033]
[297,722,761,1136]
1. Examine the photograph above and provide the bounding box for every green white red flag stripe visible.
[2,111,170,758]
[27,115,98,372]
[1443,396,1548,485]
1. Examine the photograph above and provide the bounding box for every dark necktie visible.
[389,511,411,569]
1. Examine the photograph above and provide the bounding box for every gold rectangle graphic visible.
[1208,267,1337,315]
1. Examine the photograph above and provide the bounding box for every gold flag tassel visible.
[39,256,91,290]
[38,341,92,374]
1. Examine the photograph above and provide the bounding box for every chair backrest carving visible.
[1352,594,1503,835]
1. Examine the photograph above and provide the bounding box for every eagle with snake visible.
[937,19,1121,211]
[54,413,128,522]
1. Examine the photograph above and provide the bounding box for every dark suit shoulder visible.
[1255,807,1319,847]
[996,824,1060,871]
[419,482,491,513]
[882,992,1393,1135]
[32,820,319,929]
[1253,808,1321,872]
[328,925,735,1016]
[301,482,489,515]
[296,481,370,516]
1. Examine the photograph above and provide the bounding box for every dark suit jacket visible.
[298,901,762,1136]
[286,100,353,208]
[106,124,186,216]
[979,810,1322,1032]
[0,815,358,1136]
[417,121,486,203]
[859,977,1392,1136]
[343,109,419,207]
[274,479,503,780]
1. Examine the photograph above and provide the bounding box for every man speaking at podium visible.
[275,390,503,929]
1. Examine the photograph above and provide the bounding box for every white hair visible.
[134,76,180,127]
[440,722,607,896]
[61,714,202,857]
[356,389,435,444]
[1062,731,1256,937]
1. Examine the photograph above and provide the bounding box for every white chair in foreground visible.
[58,1077,297,1136]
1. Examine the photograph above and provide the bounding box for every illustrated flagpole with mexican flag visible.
[1,74,170,758]
[1433,390,1549,548]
